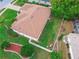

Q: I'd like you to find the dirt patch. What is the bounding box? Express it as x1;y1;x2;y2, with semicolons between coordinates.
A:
58;41;69;59
63;21;74;34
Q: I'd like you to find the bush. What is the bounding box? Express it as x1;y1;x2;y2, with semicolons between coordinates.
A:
7;29;19;37
16;0;28;6
40;4;49;7
31;1;38;4
20;44;34;57
58;34;64;40
1;41;10;49
51;51;62;59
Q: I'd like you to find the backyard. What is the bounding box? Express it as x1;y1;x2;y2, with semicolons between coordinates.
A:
38;17;62;48
30;17;62;59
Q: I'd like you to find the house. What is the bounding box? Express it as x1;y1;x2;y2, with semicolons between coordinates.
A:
11;4;51;41
64;33;79;59
28;0;51;5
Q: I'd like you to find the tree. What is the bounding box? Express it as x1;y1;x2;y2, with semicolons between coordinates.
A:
1;41;10;49
20;44;34;57
51;0;79;20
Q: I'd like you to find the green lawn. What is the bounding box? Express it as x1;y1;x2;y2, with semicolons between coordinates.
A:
0;49;21;59
8;35;29;45
35;48;50;59
16;0;28;6
0;9;17;27
0;9;17;46
39;17;61;47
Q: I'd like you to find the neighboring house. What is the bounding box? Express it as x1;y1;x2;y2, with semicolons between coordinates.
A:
28;0;51;5
64;33;79;59
0;0;11;10
11;3;50;42
73;20;79;33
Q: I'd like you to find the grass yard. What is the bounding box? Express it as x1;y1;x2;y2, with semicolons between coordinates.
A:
35;47;50;59
0;9;17;46
15;0;28;6
39;17;62;47
8;36;29;45
0;49;21;59
0;9;17;27
30;47;50;59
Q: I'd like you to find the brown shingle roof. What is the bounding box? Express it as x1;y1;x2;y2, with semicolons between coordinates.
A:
11;4;50;41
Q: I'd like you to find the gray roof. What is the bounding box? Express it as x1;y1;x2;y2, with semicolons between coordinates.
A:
67;33;79;59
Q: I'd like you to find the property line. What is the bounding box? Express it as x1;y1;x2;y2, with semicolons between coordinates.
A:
52;18;64;51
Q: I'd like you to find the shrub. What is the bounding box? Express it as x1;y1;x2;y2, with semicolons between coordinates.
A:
51;51;62;59
51;0;79;20
7;29;19;37
31;1;38;4
1;41;10;49
20;44;34;57
58;34;64;40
